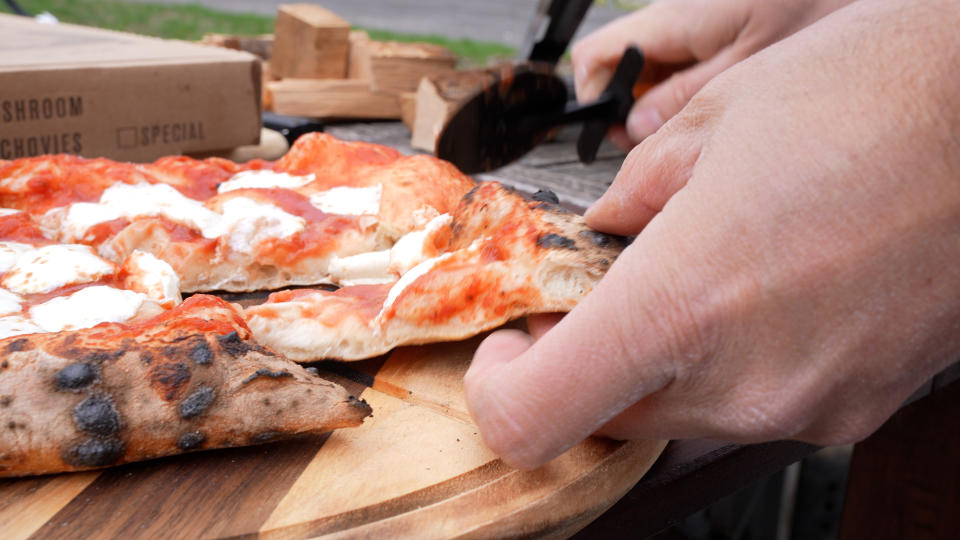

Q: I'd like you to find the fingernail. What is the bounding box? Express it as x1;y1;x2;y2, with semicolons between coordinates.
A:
627;108;664;140
584;193;615;223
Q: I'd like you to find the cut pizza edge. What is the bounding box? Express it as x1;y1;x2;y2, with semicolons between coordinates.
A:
243;182;628;361
0;294;372;478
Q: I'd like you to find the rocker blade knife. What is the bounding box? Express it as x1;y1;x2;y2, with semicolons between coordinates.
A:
436;46;645;174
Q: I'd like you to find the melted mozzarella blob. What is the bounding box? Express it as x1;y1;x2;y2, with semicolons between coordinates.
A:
122;250;181;308
309;185;382;216
217;170;315;193
2;244;116;294
29;285;147;332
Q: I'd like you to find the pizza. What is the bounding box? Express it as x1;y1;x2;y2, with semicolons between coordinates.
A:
4;133;474;292
0;294;371;477
0;133;625;477
244;182;627;360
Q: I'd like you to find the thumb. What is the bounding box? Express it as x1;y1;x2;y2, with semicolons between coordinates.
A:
464;240;686;469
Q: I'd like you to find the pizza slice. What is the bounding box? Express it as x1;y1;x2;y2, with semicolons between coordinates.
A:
243;182;627;361
0;209;181;341
2;133;474;293
0;294;371;477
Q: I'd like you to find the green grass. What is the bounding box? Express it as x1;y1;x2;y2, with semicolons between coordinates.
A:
0;0;516;66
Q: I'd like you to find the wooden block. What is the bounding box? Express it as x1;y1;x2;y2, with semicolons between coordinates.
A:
367;41;457;94
347;30;372;80
267;79;401;119
270;4;350;79
398;91;417;130
411;68;501;153
201;33;274;60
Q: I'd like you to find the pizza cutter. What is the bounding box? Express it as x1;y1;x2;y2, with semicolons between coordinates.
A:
436;46;645;174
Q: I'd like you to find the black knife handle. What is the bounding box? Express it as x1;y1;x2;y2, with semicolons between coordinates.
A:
577;46;645;164
521;0;594;65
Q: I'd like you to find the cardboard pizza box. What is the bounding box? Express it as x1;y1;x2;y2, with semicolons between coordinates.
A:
0;14;261;162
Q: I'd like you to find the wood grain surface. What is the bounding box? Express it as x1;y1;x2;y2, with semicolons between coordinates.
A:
0;329;665;539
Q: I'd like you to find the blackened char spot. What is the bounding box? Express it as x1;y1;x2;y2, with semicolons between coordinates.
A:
578;229;628;249
217;331;252;357
5;338;30;352
252;431;282;444
531;189;559;204
0;396;10;406
462;185;480;204
54;363;99;391
348;395;373;417
177;431;206;451
151;362;192;401
83;350;124;365
242;368;294;385
62;437;124;468
179;386;216;419
191;341;214;365
537;233;578;250
71;395;120;436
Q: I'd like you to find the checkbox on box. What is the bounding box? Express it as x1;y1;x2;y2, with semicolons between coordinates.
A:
116;127;137;149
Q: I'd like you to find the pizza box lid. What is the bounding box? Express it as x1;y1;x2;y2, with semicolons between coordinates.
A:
0;14;261;162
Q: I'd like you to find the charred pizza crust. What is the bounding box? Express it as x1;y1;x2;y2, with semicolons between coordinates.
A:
244;182;627;361
0;295;371;477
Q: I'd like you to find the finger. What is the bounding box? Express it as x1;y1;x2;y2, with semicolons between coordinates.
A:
464;239;694;469
572;0;745;103
585;122;707;235
526;313;564;340
606;126;634;153
624;46;745;142
467;329;534;385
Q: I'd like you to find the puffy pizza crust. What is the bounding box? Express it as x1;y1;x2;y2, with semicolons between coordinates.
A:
0;295;371;477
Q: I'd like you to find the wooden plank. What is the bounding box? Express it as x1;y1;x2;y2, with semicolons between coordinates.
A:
267;79;401;119
367;41;456;94
259;387;500;537
347;30;372;80
398;91;418;130
270;4;350;79
200;33;274;60
0;471;99;540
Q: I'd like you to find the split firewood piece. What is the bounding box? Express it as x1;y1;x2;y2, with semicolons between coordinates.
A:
270;4;350;79
362;41;457;95
266;79;401;119
201;33;274;60
411;67;505;153
348;30;373;80
399;92;418;130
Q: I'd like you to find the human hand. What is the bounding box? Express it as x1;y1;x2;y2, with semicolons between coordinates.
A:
465;0;960;469
571;0;854;148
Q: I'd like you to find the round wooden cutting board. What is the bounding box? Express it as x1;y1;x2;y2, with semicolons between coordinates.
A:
0;331;665;539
